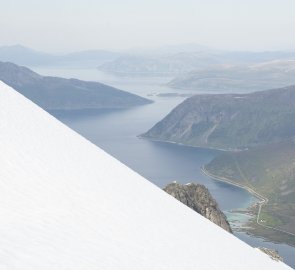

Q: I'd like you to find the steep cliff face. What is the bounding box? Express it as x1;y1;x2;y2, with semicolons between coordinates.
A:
164;182;232;233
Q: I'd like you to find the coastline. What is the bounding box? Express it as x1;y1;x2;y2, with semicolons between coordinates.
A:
139;136;295;245
201;166;295;239
138;135;243;152
201;165;267;203
139;137;267;226
139;136;266;211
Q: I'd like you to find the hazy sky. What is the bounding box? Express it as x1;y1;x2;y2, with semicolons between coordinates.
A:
1;0;295;52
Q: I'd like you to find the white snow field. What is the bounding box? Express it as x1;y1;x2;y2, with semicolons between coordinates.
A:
0;80;291;269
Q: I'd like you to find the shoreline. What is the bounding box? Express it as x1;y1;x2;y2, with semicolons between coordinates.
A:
201;166;295;238
201;166;267;203
139;137;295;242
138;136;243;152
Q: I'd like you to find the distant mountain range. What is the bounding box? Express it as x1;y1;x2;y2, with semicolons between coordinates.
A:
98;50;295;78
141;85;295;150
2;45;295;96
0;61;152;110
0;45;121;67
98;52;225;75
126;43;217;54
168;60;295;92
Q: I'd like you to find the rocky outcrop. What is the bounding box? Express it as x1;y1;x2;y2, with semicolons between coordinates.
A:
164;182;232;233
258;247;283;262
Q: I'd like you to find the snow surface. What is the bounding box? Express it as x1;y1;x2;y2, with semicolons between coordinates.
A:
0;80;291;269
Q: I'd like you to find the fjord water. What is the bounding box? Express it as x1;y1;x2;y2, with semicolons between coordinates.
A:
52;101;254;210
34;67;295;268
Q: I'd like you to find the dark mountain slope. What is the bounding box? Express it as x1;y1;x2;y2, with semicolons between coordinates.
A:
0;62;152;110
142;86;295;150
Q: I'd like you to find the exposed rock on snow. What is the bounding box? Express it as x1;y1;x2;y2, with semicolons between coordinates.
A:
258;247;283;262
164;182;232;233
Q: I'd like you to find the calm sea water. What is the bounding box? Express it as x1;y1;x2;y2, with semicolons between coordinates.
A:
34;66;295;268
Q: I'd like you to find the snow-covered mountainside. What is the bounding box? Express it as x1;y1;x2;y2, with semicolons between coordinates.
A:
0;80;290;269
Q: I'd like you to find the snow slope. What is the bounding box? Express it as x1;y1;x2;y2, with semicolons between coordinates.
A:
0;80;290;269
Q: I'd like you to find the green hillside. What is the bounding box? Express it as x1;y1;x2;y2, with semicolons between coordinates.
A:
205;139;295;244
142;86;295;150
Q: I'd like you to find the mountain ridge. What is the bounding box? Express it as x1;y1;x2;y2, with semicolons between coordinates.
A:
0;45;121;67
168;61;295;92
0;61;152;110
141;85;295;150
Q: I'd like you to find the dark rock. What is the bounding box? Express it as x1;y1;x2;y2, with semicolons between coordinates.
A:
258;247;283;262
164;182;232;233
